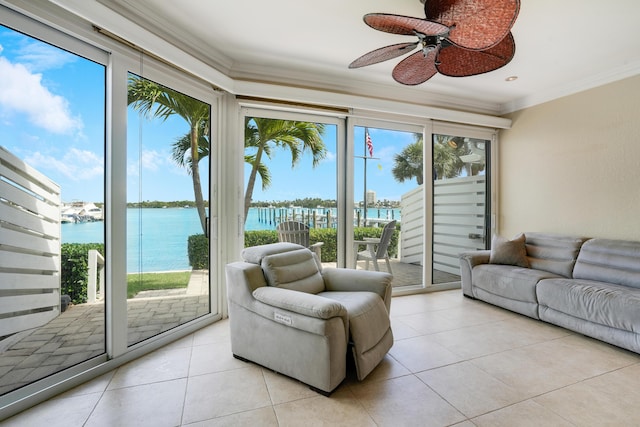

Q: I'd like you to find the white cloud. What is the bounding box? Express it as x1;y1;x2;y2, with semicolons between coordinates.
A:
141;150;167;171
0;56;83;135
26;149;103;181
128;150;173;176
14;40;76;72
321;151;336;163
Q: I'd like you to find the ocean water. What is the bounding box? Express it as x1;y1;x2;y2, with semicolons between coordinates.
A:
62;208;203;273
61;207;400;272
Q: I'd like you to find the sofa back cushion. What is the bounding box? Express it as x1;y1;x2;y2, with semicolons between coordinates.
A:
525;233;589;278
573;238;640;288
261;248;325;294
242;242;304;264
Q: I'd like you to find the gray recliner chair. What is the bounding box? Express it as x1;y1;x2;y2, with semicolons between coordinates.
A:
225;242;393;395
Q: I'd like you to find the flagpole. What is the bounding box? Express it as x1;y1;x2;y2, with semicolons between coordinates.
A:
354;128;378;227
363;128;368;225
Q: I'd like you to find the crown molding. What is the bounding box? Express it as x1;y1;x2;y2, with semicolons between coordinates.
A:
501;59;640;114
95;0;235;73
234;80;512;129
230;60;505;116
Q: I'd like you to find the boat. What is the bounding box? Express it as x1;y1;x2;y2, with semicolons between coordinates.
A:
61;202;103;223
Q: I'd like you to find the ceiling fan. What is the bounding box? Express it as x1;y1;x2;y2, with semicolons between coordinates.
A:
349;0;520;85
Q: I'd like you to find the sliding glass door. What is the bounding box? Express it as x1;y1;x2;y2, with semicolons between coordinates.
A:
0;5;221;412
431;124;495;285
126;72;212;346
350;122;425;290
0;20;107;396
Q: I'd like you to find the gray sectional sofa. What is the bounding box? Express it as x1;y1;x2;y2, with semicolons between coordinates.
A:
459;232;640;354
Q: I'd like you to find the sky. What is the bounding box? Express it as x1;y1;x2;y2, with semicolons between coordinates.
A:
1;24;422;205
0;26;106;203
245;125;421;203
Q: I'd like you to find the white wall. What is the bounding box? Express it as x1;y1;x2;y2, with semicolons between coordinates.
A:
499;75;640;241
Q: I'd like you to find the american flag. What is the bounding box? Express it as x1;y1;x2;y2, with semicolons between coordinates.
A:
366;130;374;157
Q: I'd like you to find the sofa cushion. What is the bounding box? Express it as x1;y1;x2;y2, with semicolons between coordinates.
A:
261;248;325;294
524;232;589;278
573;238;640;289
537;278;640;333
473;264;562;303
489;233;529;268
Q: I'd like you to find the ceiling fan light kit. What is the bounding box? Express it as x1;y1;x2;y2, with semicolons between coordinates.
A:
349;0;520;85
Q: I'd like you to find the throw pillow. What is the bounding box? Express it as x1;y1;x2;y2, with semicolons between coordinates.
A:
489;233;530;268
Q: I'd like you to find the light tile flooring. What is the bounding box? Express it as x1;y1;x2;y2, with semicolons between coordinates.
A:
5;289;640;426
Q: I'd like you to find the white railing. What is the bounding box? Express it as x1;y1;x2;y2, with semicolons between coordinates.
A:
0;146;61;336
87;249;105;303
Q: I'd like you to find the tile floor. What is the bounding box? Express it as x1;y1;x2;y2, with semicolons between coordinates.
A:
5;289;640;426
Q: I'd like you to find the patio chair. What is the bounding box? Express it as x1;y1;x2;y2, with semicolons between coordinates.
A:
277;221;324;260
225;243;393;395
354;220;397;274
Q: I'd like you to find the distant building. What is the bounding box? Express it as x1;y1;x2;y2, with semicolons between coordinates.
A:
366;190;376;205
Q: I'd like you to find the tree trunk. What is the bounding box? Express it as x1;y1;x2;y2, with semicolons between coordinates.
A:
244;144;265;222
190;125;207;235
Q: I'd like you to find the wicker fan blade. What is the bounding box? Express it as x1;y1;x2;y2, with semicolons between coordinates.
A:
436;32;515;77
349;42;418;68
392;49;438;85
424;0;519;50
363;13;449;36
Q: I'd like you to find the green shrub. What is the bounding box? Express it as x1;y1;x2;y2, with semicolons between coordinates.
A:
244;227;398;263
189;226;399;268
61;243;104;304
244;230;278;247
59;226;398;305
309;228;337;262
244;229;338;262
188;234;209;269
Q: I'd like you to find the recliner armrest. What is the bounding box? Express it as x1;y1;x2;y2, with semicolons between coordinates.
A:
252;287;347;320
321;268;392;312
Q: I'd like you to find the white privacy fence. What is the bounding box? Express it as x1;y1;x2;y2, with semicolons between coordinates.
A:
401;175;488;275
0;147;61;336
399;186;424;265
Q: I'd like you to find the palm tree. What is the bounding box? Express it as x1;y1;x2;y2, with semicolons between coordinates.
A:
433;135;465;179
392;138;424;185
392;135;468;184
127;75;210;234
244;118;326;221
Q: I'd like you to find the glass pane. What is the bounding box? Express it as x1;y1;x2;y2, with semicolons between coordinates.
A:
243;117;337;262
127;73;210;346
0;25;105;394
432;134;490;284
353;126;423;288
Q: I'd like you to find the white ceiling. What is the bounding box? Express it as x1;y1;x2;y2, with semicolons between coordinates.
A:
84;0;640;114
